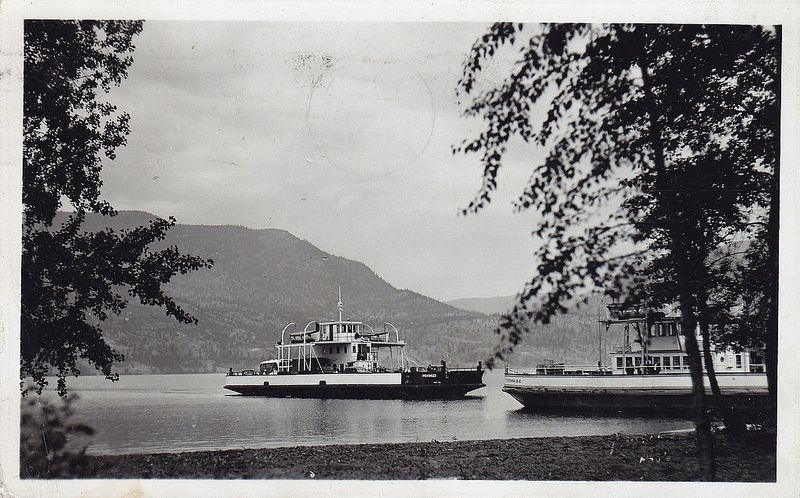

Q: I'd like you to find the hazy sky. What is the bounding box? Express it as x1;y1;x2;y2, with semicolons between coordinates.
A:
101;21;547;302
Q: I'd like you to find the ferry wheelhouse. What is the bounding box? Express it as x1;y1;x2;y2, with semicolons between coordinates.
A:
503;303;768;416
225;290;485;399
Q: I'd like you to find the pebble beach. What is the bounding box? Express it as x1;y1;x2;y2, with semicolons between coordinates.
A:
77;431;775;481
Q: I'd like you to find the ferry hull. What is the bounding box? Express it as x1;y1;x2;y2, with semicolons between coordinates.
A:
225;383;484;399
503;372;769;417
503;387;767;415
225;370;485;399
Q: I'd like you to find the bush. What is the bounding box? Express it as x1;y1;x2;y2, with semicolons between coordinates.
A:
20;393;95;478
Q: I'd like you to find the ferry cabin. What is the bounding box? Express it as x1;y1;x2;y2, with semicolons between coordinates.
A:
274;319;408;374
605;314;764;375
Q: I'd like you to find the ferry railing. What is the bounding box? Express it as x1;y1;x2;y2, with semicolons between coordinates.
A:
384;322;400;342
278;323;296;373
227;370;257;376
227;371;279;376
505;364;614;376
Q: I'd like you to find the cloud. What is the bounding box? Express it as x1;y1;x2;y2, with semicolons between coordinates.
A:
99;21;542;301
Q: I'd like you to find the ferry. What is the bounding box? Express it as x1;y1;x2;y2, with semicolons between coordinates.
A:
503;303;768;415
225;290;485;399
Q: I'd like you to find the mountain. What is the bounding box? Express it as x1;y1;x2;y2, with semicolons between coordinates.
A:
446;295;517;315
62;211;491;373
50;211;609;375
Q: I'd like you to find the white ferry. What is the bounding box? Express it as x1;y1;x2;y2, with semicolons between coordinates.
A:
503;303;768;414
225;290;485;399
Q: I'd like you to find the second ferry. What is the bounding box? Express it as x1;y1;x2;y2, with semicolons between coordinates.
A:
503;302;768;417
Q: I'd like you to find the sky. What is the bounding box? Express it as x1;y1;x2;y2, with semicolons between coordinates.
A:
101;21;548;302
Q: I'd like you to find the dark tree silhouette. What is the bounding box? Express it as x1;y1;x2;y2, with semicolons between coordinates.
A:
455;23;778;480
22;20;212;396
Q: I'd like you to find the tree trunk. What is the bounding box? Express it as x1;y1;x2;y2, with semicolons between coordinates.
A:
685;221;732;427
697;296;746;433
640;57;716;480
674;236;717;480
686;220;743;431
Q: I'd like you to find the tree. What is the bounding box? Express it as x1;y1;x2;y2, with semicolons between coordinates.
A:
455;23;778;480
624;25;777;433
22;20;213;396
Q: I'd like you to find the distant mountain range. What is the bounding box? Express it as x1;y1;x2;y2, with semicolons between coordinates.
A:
55;211;609;375
446;295;517;316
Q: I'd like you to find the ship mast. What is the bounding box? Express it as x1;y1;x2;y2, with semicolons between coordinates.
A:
338;286;343;322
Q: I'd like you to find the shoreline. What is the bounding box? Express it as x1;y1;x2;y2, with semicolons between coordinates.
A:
73;431;774;481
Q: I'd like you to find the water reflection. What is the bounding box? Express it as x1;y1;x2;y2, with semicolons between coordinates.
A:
36;372;693;455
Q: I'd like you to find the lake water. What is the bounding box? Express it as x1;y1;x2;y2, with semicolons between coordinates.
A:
38;370;693;455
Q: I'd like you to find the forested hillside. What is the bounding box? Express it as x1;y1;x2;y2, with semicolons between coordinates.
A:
446;295;516;315
64;211;608;374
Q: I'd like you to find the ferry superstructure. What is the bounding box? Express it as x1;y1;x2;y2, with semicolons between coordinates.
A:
225;290;485;399
503;303;768;415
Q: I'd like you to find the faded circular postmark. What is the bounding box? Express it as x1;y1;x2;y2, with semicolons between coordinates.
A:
296;54;436;177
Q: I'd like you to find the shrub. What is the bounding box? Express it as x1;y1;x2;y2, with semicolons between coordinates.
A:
20;393;95;478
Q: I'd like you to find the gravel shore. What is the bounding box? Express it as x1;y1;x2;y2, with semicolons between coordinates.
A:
78;431;775;481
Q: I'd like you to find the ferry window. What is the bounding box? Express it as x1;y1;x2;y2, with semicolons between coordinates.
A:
663;357;671;369
337;347;341;354
673;356;681;369
625;357;633;367
668;324;676;336
634;357;641;366
652;357;661;366
736;354;742;368
648;325;655;338
352;345;356;353
683;355;689;368
616;357;623;369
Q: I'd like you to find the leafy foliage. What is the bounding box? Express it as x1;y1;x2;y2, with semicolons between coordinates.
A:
22;21;212;395
454;24;778;368
20;393;94;478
